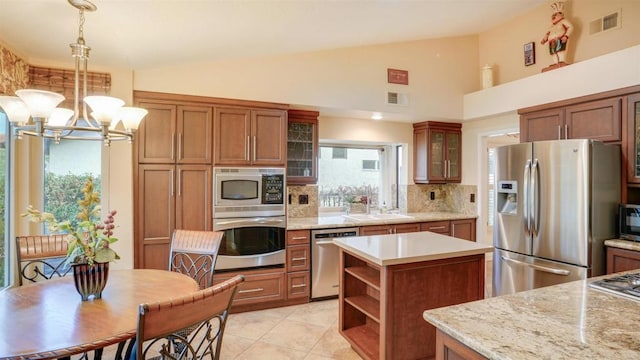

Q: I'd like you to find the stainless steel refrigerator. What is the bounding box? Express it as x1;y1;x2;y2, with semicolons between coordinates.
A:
493;139;620;296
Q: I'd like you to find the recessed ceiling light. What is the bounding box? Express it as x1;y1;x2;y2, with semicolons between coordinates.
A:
371;113;383;120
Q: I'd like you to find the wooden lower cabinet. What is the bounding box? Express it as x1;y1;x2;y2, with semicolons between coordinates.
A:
214;267;286;312
421;221;451;235
359;222;421;235
421;219;477;242
435;329;487;360
287;271;310;299
606;246;640;274
451;219;476;242
286;230;311;302
339;250;485;360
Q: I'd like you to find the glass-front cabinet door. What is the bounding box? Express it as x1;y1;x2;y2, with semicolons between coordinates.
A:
628;93;640;183
446;131;461;181
429;129;446;181
287;110;318;185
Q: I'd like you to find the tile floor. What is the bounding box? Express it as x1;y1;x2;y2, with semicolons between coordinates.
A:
221;299;361;360
99;260;493;360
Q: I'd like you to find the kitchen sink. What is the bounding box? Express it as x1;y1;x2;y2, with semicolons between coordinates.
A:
342;213;414;222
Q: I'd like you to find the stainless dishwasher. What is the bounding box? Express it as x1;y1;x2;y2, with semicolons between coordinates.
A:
310;227;359;299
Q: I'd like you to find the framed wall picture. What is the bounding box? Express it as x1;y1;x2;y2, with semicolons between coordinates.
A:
387;68;409;85
524;42;535;66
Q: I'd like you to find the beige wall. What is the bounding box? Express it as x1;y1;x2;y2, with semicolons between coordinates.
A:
478;0;640;85
135;36;479;122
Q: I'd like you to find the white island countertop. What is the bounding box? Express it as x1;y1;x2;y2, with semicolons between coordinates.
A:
332;231;493;266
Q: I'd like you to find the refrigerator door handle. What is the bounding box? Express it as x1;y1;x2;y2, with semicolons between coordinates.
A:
531;159;540;236
500;255;571;276
523;160;531;235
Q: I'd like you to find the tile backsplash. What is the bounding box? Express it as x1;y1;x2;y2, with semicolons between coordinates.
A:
406;184;477;215
287;185;319;218
287;183;477;218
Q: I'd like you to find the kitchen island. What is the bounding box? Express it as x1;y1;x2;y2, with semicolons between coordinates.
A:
333;231;493;360
423;275;640;360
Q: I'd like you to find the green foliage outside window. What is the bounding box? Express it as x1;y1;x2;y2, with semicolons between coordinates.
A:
44;173;101;231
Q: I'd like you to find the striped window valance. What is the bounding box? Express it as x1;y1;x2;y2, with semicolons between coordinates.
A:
28;66;111;110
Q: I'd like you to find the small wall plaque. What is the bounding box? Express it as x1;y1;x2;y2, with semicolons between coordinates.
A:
387;68;409;85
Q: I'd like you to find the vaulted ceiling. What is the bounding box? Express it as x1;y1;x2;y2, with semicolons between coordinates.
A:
0;0;546;69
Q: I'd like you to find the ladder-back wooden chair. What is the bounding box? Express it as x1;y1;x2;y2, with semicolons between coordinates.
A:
17;234;102;360
131;275;245;360
16;234;72;285
114;230;226;360
169;230;224;289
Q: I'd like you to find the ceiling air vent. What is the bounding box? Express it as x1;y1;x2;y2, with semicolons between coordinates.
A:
386;91;409;106
589;10;621;35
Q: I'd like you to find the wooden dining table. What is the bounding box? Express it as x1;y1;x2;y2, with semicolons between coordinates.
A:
0;269;199;360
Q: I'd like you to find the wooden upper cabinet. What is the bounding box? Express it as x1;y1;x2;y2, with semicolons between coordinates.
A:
214;107;286;166
519;96;622;144
214;107;252;165
177;106;213;163
519;108;564;143
565;97;621;143
137;102;177;163
287;110;319;185
252;109;287;166
413;121;462;184
137;102;212;164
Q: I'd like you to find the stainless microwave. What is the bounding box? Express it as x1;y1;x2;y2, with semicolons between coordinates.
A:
213;167;285;218
620;204;640;241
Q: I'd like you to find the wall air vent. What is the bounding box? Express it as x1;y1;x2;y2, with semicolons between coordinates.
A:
589;10;621;35
386;91;409;106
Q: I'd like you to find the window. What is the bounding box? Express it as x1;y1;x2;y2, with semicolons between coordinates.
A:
332;148;347;159
362;160;379;171
0;113;8;289
318;144;398;211
43;139;102;231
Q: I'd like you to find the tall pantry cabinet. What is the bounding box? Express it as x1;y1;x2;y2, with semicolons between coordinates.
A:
135;99;213;270
134;91;289;270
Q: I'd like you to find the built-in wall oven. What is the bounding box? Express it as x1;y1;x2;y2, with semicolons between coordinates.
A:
213;167;286;270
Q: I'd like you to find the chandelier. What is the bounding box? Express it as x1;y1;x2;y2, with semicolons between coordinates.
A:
0;0;147;146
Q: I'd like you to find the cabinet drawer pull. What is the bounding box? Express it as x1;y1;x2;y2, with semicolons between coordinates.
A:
239;287;264;294
291;236;308;240
291;284;307;288
429;226;446;230
291;257;307;261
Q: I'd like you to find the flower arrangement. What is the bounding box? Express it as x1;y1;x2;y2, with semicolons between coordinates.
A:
22;177;119;266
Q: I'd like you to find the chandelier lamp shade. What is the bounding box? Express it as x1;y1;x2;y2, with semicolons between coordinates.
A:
0;0;147;145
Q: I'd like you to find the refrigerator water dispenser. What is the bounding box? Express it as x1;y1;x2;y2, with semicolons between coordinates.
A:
497;180;518;215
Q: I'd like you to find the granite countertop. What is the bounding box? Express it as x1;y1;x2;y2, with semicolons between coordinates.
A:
605;238;640;252
332;231;492;266
423;275;640;359
286;211;477;230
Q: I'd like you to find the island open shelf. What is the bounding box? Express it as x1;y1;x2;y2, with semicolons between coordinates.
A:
335;231;492;360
